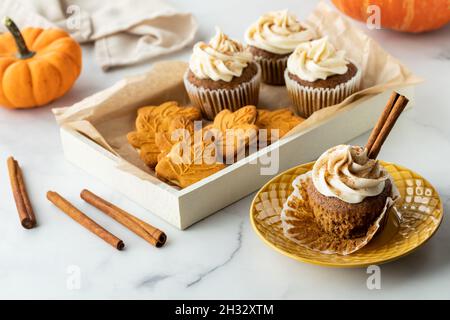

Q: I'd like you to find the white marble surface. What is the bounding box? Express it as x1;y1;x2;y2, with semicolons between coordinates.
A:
1;0;449;299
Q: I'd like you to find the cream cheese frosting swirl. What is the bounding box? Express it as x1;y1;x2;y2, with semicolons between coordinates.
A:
189;28;253;82
287;37;349;82
312;145;388;204
245;10;315;55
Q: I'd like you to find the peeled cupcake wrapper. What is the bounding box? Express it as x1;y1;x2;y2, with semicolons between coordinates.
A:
253;55;288;85
183;65;261;121
280;171;400;256
284;67;362;118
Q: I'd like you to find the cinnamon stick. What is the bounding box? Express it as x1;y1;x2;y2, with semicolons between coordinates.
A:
80;189;167;248
366;92;399;153
7;157;36;229
367;94;409;159
47;191;125;250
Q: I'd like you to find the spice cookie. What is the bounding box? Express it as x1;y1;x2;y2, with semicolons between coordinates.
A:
155;116;197;162
155;133;225;189
127;101;202;167
204;105;259;161
255;108;304;141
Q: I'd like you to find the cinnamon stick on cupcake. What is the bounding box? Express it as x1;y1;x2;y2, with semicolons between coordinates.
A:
281;92;409;255
307;145;392;239
285;37;361;118
184;28;261;120
245;10;316;85
306;93;408;241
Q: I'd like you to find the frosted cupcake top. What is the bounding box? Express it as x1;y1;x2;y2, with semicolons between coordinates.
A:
287;37;349;82
312;145;388;204
189;28;253;82
245;10;315;55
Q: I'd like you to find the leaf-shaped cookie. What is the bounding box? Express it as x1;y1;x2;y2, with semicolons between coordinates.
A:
127;101;201;167
255;108;304;141
208;106;258;131
204;106;259;161
155;135;225;188
155;116;197;162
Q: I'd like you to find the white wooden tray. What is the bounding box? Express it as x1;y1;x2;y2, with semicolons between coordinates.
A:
59;86;414;229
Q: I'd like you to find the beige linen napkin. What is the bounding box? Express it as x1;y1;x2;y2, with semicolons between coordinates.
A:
1;0;197;70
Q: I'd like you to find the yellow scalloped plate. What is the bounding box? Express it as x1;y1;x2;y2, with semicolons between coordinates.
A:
250;161;443;268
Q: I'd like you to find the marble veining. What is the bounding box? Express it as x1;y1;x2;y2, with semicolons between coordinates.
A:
436;46;450;60
137;274;172;289
186;220;244;288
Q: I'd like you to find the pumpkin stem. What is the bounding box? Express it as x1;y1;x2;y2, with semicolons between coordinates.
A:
3;17;36;59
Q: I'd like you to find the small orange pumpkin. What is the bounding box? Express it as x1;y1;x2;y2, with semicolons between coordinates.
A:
332;0;450;33
0;17;82;109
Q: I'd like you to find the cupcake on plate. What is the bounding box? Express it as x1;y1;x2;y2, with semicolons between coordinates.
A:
306;145;392;239
285;37;361;118
184;28;261;120
245;10;315;85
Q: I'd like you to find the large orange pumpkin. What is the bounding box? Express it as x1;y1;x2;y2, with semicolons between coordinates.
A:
0;17;82;109
332;0;450;33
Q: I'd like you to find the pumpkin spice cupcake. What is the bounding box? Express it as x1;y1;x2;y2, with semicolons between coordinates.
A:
184;28;261;120
285;37;361;117
279;93;408;255
306;145;392;239
245;10;315;85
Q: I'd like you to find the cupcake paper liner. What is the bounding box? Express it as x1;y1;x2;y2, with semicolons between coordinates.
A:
284;68;362;118
280;171;399;256
184;65;261;120
253;55;288;86
308;180;390;239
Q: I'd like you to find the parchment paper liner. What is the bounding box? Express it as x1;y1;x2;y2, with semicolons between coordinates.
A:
280;171;400;255
53;2;422;186
285;67;362;118
254;55;288;85
183;64;261;120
